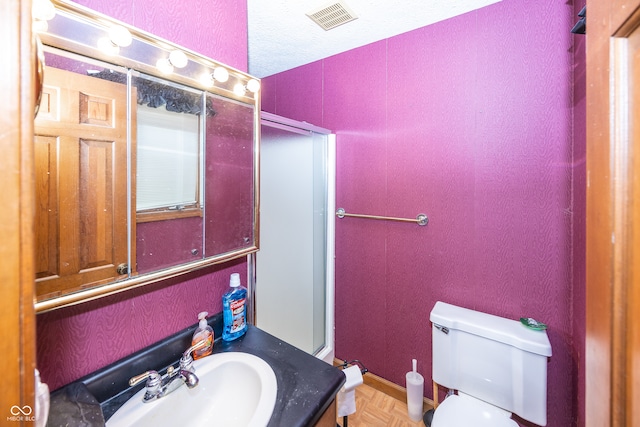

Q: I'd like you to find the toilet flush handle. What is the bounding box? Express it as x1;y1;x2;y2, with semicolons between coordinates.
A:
434;323;449;334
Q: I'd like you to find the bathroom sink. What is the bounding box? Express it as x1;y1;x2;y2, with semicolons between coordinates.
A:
106;352;277;427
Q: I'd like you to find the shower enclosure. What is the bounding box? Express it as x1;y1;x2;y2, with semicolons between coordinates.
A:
250;112;335;363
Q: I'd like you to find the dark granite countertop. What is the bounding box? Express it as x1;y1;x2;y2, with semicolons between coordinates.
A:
47;315;345;427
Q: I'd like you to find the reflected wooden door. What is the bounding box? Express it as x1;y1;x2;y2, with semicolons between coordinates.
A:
34;67;130;301
586;1;640;425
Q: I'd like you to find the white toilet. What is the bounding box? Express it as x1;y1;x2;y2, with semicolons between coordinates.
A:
429;301;552;427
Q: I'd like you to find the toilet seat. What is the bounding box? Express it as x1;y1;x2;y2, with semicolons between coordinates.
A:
431;392;519;427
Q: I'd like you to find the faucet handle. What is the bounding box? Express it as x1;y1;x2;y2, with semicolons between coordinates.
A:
180;339;209;370
129;370;161;387
183;339;208;358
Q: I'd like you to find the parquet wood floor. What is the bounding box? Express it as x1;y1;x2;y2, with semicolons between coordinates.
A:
336;383;426;427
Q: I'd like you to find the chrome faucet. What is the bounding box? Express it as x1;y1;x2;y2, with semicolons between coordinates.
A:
129;340;208;403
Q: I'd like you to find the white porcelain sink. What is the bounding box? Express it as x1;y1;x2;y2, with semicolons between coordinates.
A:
106;352;277;427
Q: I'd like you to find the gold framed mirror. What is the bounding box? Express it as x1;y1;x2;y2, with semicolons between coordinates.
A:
33;0;260;312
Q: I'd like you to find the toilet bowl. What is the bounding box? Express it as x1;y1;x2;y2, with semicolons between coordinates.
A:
429;301;552;426
431;392;518;427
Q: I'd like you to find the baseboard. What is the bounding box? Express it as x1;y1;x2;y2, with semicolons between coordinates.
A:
333;358;434;411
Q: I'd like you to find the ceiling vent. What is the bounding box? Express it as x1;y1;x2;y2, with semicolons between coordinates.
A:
306;1;359;31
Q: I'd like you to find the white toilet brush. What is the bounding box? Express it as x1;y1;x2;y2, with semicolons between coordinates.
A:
406;358;424;421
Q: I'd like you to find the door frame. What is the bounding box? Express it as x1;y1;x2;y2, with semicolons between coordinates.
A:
586;0;640;425
1;0;36;421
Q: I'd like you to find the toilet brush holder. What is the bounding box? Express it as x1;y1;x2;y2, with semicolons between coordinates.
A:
406;359;424;421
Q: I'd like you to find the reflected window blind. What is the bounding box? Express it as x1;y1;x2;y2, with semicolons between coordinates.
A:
136;104;199;211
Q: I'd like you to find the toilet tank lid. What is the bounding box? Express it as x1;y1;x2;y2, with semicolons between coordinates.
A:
430;301;552;357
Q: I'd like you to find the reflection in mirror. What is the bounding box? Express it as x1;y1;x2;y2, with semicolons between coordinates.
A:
205;95;256;257
35;48;131;301
133;74;206;274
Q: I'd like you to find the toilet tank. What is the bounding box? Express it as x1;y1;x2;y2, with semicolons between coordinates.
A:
430;301;552;426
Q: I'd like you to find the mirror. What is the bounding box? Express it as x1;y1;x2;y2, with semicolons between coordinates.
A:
33;1;260;312
204;94;256;257
134;73;206;274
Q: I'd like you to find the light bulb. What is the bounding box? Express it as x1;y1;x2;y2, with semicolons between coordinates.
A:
97;37;119;55
156;58;174;74
213;67;229;83
233;83;246;96
169;50;188;68
109;25;132;47
200;73;215;88
246;78;260;93
32;0;56;21
33;19;49;33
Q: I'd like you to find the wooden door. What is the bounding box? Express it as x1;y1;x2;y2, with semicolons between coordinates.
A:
0;0;36;422
34;66;130;301
586;1;640;425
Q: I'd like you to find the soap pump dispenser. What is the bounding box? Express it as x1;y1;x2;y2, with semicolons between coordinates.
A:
192;311;213;360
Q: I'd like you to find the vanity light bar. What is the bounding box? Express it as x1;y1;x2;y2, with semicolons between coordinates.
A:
44;0;260;98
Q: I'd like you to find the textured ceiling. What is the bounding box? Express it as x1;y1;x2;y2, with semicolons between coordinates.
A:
247;0;501;78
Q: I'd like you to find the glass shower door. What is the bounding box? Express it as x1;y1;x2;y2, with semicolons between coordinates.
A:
254;114;334;360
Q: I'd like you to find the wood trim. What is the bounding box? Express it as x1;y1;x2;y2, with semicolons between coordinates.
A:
586;1;640;426
629;37;640;420
610;35;632;427
585;0;613;423
626;11;640;425
136;205;203;223
333;359;434;412
0;0;36;423
363;371;434;414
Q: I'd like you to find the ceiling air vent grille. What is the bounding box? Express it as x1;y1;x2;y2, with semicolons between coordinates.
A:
306;1;359;31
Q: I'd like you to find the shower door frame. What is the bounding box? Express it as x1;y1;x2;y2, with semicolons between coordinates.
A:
248;112;336;364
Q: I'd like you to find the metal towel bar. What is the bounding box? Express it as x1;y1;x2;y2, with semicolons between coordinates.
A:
335;208;428;226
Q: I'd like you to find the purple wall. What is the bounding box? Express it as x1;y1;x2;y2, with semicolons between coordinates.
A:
263;1;585;426
36;0;249;391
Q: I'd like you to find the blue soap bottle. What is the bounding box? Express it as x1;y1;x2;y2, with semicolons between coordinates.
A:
222;273;247;341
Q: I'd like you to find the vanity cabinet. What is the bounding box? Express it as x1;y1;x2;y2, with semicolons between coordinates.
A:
314;399;337;427
34;67;134;300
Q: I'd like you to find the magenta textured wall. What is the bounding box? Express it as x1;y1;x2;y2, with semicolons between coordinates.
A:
263;1;585;426
36;0;249;391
